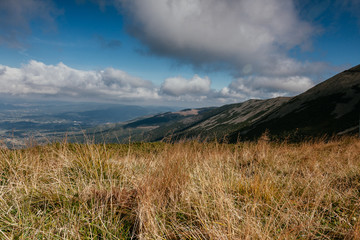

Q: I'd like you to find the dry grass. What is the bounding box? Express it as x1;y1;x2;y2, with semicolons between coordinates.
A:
0;137;360;239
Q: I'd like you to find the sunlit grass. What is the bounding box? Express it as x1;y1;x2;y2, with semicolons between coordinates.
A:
0;137;359;239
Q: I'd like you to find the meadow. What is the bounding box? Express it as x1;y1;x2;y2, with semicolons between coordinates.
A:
0;137;360;239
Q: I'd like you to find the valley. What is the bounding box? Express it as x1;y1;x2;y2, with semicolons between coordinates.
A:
0;101;176;148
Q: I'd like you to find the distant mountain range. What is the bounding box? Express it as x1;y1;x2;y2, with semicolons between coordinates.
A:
86;64;360;143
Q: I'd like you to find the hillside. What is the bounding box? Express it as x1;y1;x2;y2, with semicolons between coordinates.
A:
85;98;289;143
80;108;215;143
229;64;360;141
78;65;360;143
153;97;290;141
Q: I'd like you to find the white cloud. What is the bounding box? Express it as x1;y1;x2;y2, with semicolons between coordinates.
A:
228;75;314;98
159;73;314;104
161;75;211;96
0;60;318;106
0;60;159;102
118;0;315;75
259;57;333;77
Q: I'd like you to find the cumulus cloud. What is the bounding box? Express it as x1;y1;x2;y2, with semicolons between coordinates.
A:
113;0;341;100
159;74;313;104
0;0;60;47
161;75;211;96
228;75;314;99
0;60;159;102
0;60;318;106
0;61;237;106
118;0;316;75
257;58;333;78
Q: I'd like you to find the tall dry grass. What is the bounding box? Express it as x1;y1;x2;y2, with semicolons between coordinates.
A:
0;137;360;239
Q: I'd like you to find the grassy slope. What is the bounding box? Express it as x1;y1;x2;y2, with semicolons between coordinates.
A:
142;98;289;142
1;138;360;239
77;108;216;144
230;66;360;142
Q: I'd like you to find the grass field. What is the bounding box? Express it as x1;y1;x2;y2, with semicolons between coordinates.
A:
0;137;360;239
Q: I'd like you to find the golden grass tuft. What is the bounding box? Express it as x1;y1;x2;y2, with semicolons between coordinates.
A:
0;137;359;239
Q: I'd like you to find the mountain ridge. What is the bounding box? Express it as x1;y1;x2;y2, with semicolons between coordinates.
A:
228;64;360;141
82;64;360;143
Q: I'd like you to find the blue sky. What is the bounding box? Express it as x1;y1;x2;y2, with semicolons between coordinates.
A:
0;0;359;107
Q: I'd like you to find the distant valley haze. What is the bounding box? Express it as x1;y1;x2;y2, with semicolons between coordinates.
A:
0;0;360;146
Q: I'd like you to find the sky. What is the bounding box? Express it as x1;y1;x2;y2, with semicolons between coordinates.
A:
0;0;359;107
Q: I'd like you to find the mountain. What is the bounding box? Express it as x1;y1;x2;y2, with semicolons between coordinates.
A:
92;64;360;143
54;105;177;125
81;108;215;143
228;64;360;141
152;97;290;141
86;97;289;143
